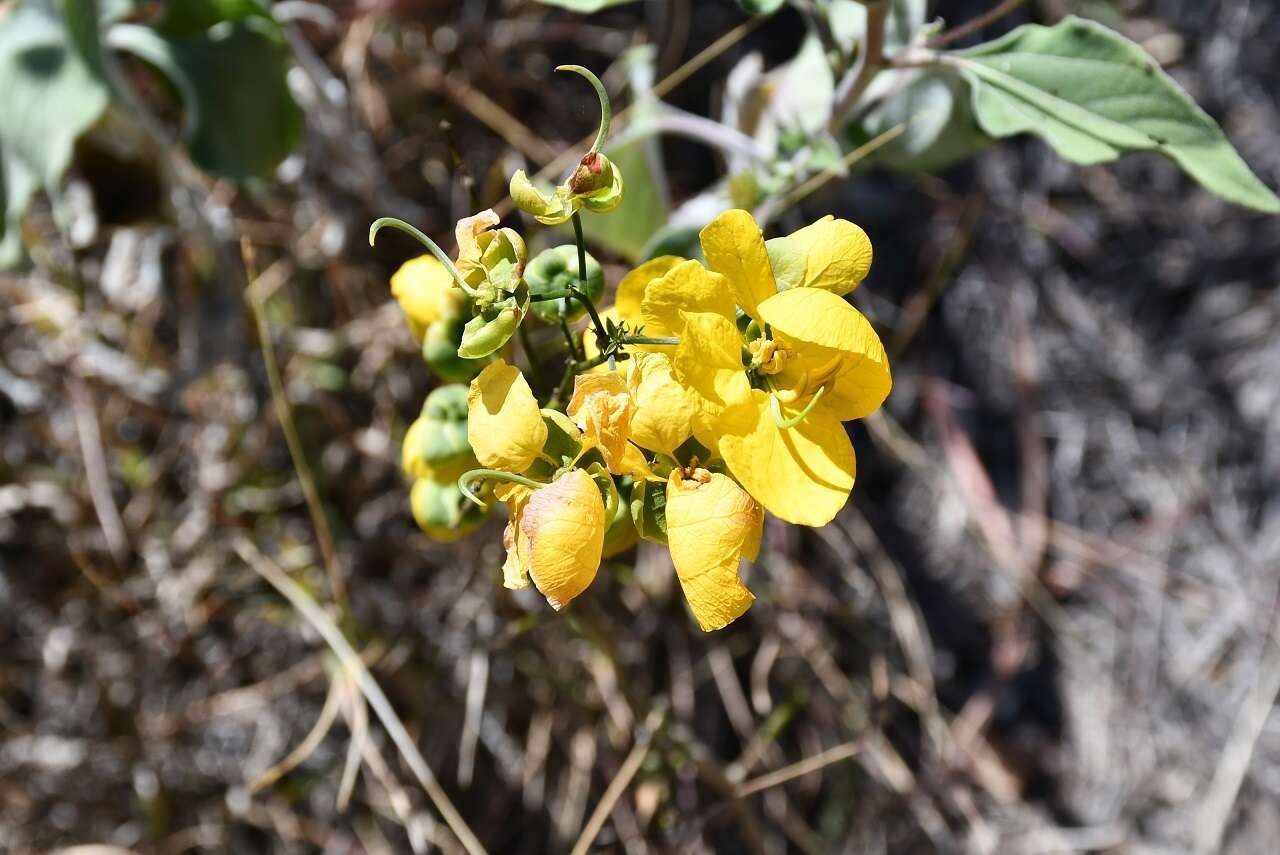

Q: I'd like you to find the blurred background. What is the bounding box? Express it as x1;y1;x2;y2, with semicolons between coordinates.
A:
2;0;1280;852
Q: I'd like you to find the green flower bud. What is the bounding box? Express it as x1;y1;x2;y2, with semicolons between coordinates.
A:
423;317;490;382
509;154;623;226
410;476;487;542
570;152;624;214
525;244;604;323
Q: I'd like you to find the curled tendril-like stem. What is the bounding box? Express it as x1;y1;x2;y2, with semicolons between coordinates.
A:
555;64;611;155
457;469;545;509
769;386;827;430
369;217;478;298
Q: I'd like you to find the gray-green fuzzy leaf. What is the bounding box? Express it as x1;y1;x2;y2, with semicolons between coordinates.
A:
948;16;1278;213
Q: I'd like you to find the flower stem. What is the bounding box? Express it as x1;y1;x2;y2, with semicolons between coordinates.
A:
369;217;478;297
556;65;611;155
619;335;679;346
570;212;611;348
457;469;545;509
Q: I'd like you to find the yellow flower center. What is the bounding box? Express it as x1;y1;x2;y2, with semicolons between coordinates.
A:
677;461;713;485
747;338;788;375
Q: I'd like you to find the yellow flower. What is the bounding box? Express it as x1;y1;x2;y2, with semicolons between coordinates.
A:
583;256;683;372
467;360;548;474
500;469;605;610
627;352;695;455
641;209;891;526
567;373;635;474
390;255;467;341
664;466;763;631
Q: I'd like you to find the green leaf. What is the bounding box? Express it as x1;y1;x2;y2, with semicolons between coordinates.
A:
108;16;302;181
0;2;110;266
156;0;273;37
949;15;1279;213
530;0;639;12
629;478;668;545
857;68;990;173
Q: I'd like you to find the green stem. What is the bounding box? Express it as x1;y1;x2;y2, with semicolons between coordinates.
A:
769;386;827;430
556;65;611;154
560;315;583;361
369;217;478;298
620;335;679;346
571;213;611;347
457;469;545;509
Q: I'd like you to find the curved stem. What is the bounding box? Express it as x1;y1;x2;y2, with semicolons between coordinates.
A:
769;386;827;430
556;65;611;154
457;469;545;509
369;217;478;297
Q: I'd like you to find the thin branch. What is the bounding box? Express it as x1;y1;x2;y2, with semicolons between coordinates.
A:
928;0;1028;48
234;537;488;855
736;740;864;798
829;0;888;132
242;239;348;609
569;707;666;855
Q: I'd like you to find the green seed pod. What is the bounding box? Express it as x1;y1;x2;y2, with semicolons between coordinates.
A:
526;245;604;323
410;476;487;542
402;385;476;481
602;475;639;558
423;317;489;382
458;294;525;359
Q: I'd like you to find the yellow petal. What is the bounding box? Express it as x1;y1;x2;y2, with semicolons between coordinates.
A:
670;312;752;415
496;482;536;590
567;372;635;474
390;255;464;339
768;215;873;295
467;360;549;473
757;287;892;421
455;209;500;271
521;469;605;609
639;259;734;335
628;352;695;455
715;390;856;526
699;209;777;322
665;469;760;631
615;256;684;323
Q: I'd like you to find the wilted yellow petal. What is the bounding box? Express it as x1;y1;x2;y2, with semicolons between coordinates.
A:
628;352;695;455
758;288;892;421
699;209;777;323
390;255;463;339
455;209;501;271
521;469;605;609
496;482;535;590
670;312;752;416
467;360;548;473
615;256;683;322
641;259;736;335
567;372;635;474
665;469;760;632
716;390;856;526
768;215;873;295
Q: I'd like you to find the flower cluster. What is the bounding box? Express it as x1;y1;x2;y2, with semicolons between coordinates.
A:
375;68;890;631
